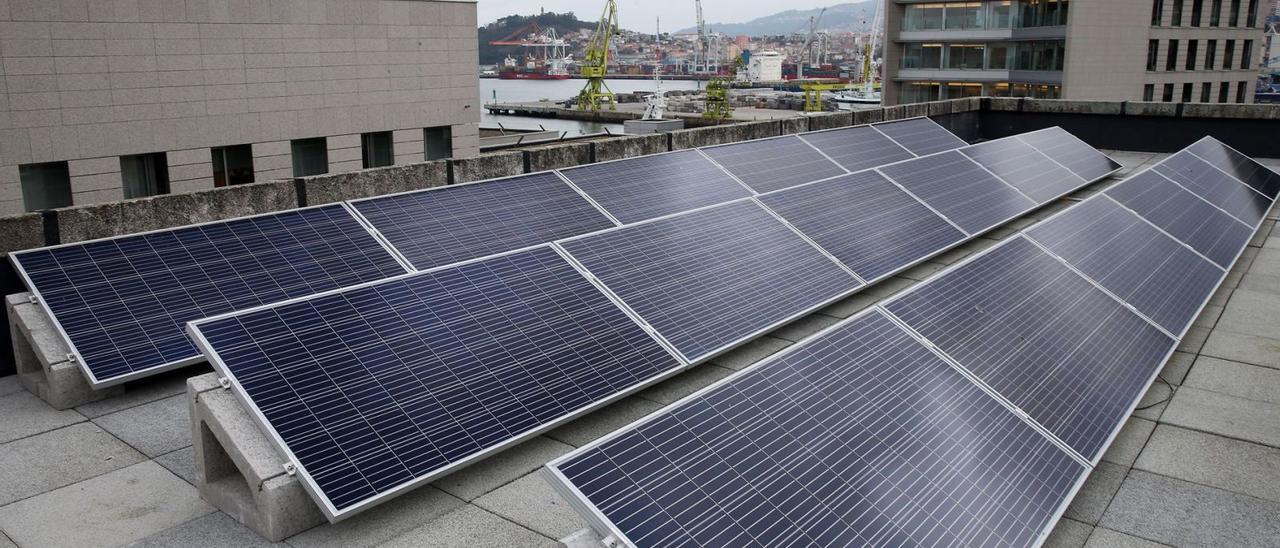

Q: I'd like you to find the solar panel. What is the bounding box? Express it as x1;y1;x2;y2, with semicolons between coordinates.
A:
878;150;1036;235
1017;128;1122;181
1153;152;1272;226
699;136;847;194
758;170;967;282
960;137;1084;203
10;205;409;387
1105;170;1254;269
188;246;683;520
797;125;916;172
558;150;754;224
884;237;1176;461
548;310;1087;548
349;172;617;270
1187;138;1280;199
871;118;968;156
1027;197;1225;337
558;200;862;363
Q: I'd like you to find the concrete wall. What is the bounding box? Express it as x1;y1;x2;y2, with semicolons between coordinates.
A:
0;0;481;215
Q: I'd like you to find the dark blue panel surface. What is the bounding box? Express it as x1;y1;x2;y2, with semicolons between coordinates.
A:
1017;128;1121;181
1188;138;1280;199
1105;171;1253;268
14;205;408;385
878;150;1036;235
559;150;753;224
350;172;616;270
960;137;1083;203
885;237;1176;460
759;170;967;281
1154;152;1272;226
699;136;846;194
192;246;681;516
871;118;968;156
797;126;916;172
554;310;1086;548
559;200;862;363
1028;197;1224;336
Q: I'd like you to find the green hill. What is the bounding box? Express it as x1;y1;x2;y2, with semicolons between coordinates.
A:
479;12;595;65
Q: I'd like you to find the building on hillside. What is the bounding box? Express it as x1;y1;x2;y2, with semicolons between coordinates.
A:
0;0;480;215
883;0;1269;105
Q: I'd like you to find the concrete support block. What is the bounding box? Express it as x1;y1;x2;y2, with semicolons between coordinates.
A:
0;213;46;256
881;104;911;121
951;97;982;113
1125;101;1179;117
300;161;448;205
808;111;853;131
669;120;779;151
926;100;954;116
450;151;524;184
1023;99;1123;115
778;116;808;135
188;372;325;542
1182;103;1280;120
7;293;121;409
561;528;611;548
523;141;592;173
852;108;885;125
985;97;1023;112
591;134;667;163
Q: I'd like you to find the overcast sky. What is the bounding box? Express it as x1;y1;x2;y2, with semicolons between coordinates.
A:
477;0;841;33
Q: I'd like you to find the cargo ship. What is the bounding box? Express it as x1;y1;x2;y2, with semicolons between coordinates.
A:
498;55;571;80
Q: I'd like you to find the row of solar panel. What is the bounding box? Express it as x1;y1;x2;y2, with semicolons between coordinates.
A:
183;128;1120;520
546;136;1277;548
10;117;967;386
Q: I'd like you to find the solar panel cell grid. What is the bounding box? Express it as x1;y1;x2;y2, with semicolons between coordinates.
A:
1027;197;1225;336
1187;139;1280;199
758;170;967;281
870;118;969;156
14;205;408;385
559;200;862;363
191;246;682;517
884;237;1176;461
960;137;1083;204
1153;152;1272;226
1017;128;1122;182
558;150;754;224
1105;170;1254;269
877;150;1036;235
349;172;617;270
699;136;847;194
797;126;916;173
554;310;1086;548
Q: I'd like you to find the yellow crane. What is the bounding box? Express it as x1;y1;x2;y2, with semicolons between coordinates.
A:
577;0;618;112
800;82;851;112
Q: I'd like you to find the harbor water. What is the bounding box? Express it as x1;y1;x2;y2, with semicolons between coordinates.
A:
480;78;704;135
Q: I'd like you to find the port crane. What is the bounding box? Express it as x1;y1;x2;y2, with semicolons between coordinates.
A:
578;0;618;111
797;7;828;79
692;0;721;74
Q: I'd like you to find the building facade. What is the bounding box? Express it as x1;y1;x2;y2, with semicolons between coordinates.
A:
0;0;480;215
883;0;1269;105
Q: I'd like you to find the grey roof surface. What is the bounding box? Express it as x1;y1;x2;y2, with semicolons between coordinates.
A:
1;150;1278;547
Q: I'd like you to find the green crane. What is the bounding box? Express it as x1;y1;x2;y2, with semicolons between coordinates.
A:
578;0;618;112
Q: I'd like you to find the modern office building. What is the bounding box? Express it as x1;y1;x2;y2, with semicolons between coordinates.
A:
0;0;480;215
884;0;1269;105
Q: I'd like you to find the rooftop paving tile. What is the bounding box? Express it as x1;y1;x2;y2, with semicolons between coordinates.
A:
432;436;573;502
1100;470;1280;548
0;391;85;444
126;512;283;548
380;505;555;548
92;394;190;458
1064;461;1127;525
1135;425;1280;504
1044;518;1093;548
283;486;464;548
1101;417;1157;468
0;423;145;506
1161;386;1280;448
472;473;583;541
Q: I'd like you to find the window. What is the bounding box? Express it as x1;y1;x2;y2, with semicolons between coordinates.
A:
1182;82;1194;101
120;153;170;199
1237;81;1248;102
1144;84;1156;101
1166;40;1180;71
1163;83;1176;101
424;127;453;161
1210;0;1222;25
947;44;986;69
1148;40;1160;70
1206;40;1218;69
1191;0;1203;25
1229;0;1240;25
1186;40;1199;70
945;2;983;29
944;82;984;98
988;43;1012;69
1246;0;1257;26
361;132;394;169
1172;0;1184;25
987;1;1013;28
1224;40;1235;68
1242;40;1253;69
902;43;944;69
291;137;328;177
1018;0;1069;27
1152;0;1165;25
19;162;72;212
1201;82;1213;101
904;3;945;30
211;145;254;187
1220;81;1231;102
899;82;942;104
